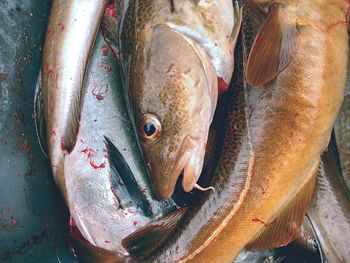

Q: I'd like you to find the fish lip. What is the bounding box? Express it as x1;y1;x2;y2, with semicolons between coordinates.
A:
153;135;205;200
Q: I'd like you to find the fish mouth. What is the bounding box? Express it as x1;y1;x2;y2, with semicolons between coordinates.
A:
153;136;207;200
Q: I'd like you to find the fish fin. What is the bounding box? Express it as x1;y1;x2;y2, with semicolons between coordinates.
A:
34;70;48;158
122;207;188;258
104;136;149;211
231;1;243;43
247;163;318;250
69;235;126;263
246;5;300;86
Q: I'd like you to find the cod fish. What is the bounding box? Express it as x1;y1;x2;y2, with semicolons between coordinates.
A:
35;0;179;254
117;0;242;199
121;0;349;261
308;137;350;263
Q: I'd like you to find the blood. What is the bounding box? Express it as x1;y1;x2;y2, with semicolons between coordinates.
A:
69;217;89;242
105;2;117;17
252;216;276;227
89;160;106;170
61;142;65;151
92;85;108;101
101;45;110;56
81;147;95;159
21;139;30;153
11;216;17;225
104;240;110;243
47;29;54;38
81;147;106;170
58;22;65;32
133;221;138;226
99;61;112;73
217;77;229;95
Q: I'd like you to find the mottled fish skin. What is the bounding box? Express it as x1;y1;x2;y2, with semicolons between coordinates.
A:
308;138;350;263
118;0;241;199
133;0;348;261
41;0;108;198
134;22;253;263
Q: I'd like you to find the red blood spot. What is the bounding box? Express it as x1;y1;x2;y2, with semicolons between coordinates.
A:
252;216;276;227
11;216;17;225
89;160;106;170
133;221;138;226
105;2;117;17
81;147;95;158
104;240;110;243
58;22;65;32
112;49;120;61
61;142;65;151
99;61;112;73
92;85;108;101
157;223;165;228
21;139;30;153
101;45;109;56
69;217;77;227
111;188;119;207
47;29;54;37
218;77;229;95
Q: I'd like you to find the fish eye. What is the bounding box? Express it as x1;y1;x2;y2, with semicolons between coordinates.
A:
139;114;161;143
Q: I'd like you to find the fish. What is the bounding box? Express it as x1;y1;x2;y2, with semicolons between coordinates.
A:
117;0;242;199
334;73;350;190
121;0;349;261
36;0;108;198
35;1;180;254
308;136;350;263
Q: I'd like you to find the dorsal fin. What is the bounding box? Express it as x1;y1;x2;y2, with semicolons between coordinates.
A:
247;161;318;249
33;70;48;158
122;207;188;258
246;5;300;86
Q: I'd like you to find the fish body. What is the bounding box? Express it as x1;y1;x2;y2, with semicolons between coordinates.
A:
118;0;242;199
38;1;177;254
41;0;108;197
124;0;348;261
308;138;350;263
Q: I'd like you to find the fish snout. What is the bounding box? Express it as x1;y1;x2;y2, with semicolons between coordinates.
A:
149;137;207;200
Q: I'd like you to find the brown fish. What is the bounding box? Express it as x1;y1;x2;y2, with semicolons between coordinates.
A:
122;0;348;262
118;0;242;199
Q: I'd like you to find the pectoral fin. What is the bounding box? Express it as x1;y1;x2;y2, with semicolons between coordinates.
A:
248;161;318;250
69;235;126;263
122;207;188;258
33;70;48;158
246;5;300;86
105;136;148;212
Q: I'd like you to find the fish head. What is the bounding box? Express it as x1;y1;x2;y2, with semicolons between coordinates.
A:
128;25;218;199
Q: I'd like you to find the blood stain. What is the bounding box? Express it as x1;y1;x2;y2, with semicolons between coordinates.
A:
101;45;109;56
217;77;229;95
21;139;30;153
58;22;65;32
105;2;117;17
89;160;106;170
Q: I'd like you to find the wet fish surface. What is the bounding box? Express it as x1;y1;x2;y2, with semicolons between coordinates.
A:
117;0;242;199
